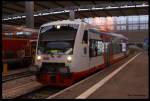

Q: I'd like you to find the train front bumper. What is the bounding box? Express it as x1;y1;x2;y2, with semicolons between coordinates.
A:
29;65;40;74
36;72;73;87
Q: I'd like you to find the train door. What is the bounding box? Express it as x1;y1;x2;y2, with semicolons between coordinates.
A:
80;30;89;70
104;42;111;66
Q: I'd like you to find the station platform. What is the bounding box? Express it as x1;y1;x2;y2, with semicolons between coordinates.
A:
47;51;148;99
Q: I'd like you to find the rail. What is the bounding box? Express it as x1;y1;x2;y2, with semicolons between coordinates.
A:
2;71;33;82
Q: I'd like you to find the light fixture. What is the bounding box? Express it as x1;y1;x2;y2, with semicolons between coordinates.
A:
57;25;60;29
67;56;72;61
37;55;42;60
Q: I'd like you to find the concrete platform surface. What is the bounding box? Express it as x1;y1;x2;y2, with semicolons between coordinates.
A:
87;52;148;99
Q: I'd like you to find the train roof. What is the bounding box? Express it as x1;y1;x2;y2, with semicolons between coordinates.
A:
105;32;128;40
41;20;82;27
41;20;128;40
89;28;128;40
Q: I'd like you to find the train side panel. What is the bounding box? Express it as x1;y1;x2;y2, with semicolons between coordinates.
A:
71;23;89;73
70;24;106;81
2;38;31;59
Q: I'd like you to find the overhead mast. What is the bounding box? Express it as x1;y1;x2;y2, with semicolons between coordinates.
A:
69;10;75;21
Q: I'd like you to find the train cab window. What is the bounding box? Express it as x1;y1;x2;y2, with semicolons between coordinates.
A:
82;30;88;44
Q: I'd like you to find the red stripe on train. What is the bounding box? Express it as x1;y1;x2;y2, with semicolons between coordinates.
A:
38;55;127;87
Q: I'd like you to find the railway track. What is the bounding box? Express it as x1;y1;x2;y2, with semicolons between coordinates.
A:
2;71;33;82
15;86;64;99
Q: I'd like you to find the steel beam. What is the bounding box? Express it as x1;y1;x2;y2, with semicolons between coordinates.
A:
2;3;148;20
69;10;75;20
25;1;34;28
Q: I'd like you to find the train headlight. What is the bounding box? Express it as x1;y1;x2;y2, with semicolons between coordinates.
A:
67;56;72;62
37;55;42;60
56;25;60;29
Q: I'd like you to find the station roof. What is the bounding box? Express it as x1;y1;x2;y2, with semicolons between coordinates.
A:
2;1;149;28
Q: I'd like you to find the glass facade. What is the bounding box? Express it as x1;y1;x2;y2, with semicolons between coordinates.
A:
81;15;148;31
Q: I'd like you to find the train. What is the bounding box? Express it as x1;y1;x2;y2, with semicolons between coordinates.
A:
2;24;38;69
34;20;129;87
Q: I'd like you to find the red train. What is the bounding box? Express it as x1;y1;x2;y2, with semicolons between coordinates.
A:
2;24;38;69
34;20;129;87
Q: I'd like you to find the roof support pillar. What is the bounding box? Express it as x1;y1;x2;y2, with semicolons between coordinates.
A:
126;16;128;31
113;17;117;31
69;10;75;20
138;15;140;31
25;1;34;28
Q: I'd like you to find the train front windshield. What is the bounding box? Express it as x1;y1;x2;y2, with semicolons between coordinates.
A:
37;24;79;55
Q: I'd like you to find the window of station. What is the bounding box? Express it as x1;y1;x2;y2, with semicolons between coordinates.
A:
116;26;120;30
128;16;133;24
89;40;104;57
129;16;139;24
80;15;148;31
140;15;148;23
128;25;133;30
145;24;148;29
116;25;126;30
109;25;114;31
140;24;148;30
132;25;139;30
116;16;126;24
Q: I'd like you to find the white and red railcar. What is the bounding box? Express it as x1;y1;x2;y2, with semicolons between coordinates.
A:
35;20;129;87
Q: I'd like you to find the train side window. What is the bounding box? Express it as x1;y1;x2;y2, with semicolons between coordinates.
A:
112;43;122;54
122;43;127;52
89;40;98;57
82;30;88;44
97;41;104;56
